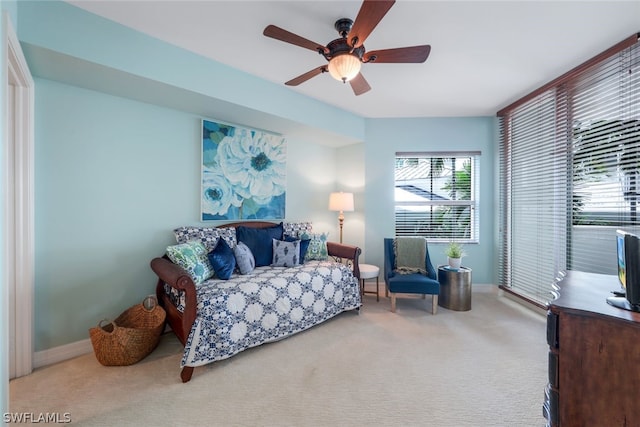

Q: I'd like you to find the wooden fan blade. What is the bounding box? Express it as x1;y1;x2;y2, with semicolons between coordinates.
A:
364;45;431;63
349;73;371;96
348;0;396;48
263;25;327;53
285;66;327;86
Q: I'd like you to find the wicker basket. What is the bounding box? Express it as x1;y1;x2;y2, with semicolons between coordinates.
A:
89;295;166;366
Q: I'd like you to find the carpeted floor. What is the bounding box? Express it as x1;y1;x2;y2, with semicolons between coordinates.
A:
10;286;548;426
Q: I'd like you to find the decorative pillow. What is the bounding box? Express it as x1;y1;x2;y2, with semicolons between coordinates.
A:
284;234;311;263
236;222;284;267
207;238;236;280
283;222;313;238
173;226;236;251
166;240;214;285
272;238;301;267
233;241;255;275
305;232;329;261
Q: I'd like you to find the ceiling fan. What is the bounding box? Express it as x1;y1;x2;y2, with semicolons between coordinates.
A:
263;0;431;96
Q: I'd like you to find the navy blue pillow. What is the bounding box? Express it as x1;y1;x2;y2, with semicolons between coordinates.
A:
284;235;311;264
236;222;284;267
207;238;236;280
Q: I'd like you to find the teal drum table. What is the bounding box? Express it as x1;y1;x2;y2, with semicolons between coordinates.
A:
437;266;472;311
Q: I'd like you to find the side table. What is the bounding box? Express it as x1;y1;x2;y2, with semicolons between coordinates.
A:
359;264;380;302
437;265;472;311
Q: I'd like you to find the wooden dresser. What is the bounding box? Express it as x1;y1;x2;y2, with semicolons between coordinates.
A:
545;271;640;426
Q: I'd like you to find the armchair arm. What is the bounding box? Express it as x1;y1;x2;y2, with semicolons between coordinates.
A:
327;241;361;279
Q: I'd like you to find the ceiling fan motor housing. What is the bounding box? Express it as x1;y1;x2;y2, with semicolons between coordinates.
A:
322;38;365;62
321;18;366;63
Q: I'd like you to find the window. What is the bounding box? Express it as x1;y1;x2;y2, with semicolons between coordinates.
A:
498;33;639;306
394;152;480;243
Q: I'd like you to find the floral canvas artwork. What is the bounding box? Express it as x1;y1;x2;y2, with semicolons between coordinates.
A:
201;119;286;220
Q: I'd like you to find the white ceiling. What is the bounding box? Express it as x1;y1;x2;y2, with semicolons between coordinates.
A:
66;0;639;119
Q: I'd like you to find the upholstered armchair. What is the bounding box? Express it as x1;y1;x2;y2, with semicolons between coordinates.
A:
383;237;440;314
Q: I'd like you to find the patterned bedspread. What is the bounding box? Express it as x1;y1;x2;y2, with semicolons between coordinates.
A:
164;260;361;367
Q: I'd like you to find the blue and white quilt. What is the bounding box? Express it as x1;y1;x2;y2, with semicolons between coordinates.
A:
165;260;361;367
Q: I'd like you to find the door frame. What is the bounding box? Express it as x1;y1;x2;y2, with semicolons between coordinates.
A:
3;12;35;379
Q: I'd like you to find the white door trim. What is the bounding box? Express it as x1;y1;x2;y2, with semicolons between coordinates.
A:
4;12;35;379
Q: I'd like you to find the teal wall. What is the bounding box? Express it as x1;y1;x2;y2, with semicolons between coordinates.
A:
363;117;496;283
33;79;344;350
12;1;497;355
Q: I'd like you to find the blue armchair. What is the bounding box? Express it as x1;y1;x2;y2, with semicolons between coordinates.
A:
384;238;440;314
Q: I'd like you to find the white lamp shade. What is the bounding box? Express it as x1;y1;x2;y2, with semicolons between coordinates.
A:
327;54;361;82
329;192;354;212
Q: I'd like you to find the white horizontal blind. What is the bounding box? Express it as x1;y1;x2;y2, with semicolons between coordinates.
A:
394;152;480;242
499;34;639;306
499;92;569;304
569;44;640;274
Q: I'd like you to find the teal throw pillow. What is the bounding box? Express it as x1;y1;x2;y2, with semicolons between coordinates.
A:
166;240;214;285
305;232;329;261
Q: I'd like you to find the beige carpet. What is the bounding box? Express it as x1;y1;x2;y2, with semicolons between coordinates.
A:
10;286;548;426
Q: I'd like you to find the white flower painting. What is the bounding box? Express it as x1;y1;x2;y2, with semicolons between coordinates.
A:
202;119;286;220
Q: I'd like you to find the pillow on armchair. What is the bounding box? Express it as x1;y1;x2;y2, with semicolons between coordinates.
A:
236;222;284;267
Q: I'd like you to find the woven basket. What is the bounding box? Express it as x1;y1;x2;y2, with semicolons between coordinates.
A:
89;295;166;366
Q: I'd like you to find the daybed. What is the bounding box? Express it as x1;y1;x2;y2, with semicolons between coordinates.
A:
150;221;361;382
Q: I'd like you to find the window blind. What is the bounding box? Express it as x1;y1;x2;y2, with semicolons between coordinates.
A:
569;44;640;274
395;152;480;243
499;92;569;304
498;33;639;306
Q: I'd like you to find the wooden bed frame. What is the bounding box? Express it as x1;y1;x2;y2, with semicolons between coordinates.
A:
150;221;361;382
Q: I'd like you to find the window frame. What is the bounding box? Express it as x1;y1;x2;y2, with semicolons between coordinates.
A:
394;151;481;244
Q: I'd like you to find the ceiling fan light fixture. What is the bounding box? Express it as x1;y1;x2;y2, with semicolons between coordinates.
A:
328;53;361;83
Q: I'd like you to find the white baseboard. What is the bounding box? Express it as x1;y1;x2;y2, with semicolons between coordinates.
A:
32;326;173;370
33;339;93;369
498;288;547;317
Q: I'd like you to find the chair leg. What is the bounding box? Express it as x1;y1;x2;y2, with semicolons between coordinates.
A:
432;294;438;315
376;277;379;302
390;293;396;312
